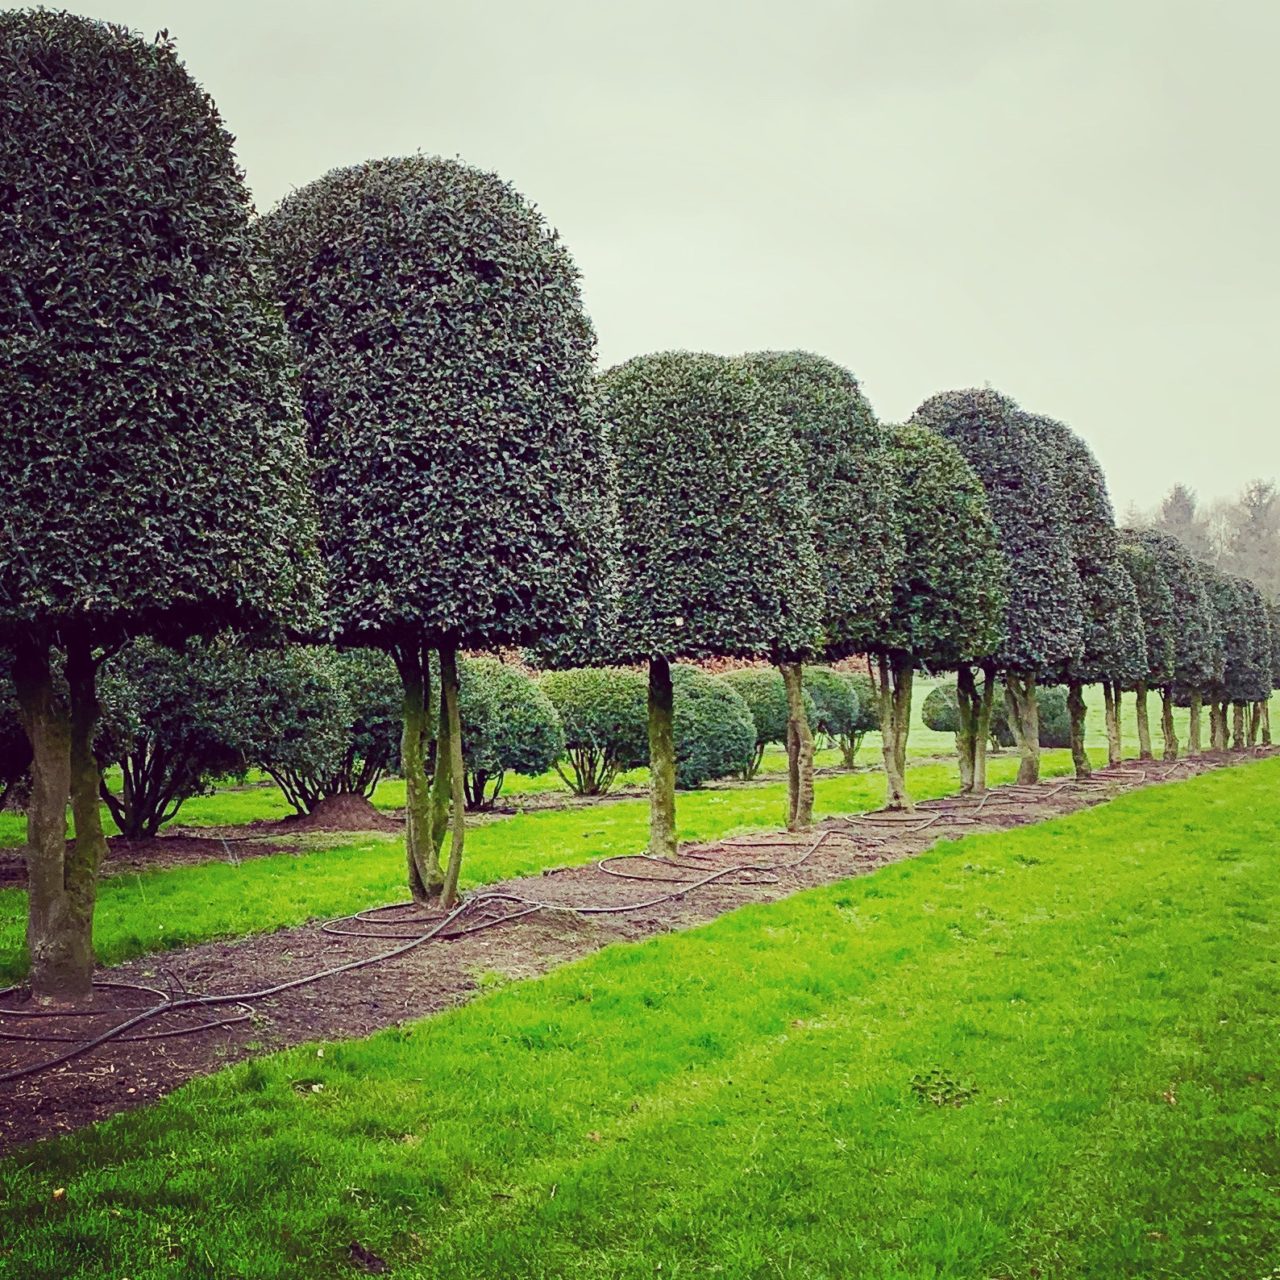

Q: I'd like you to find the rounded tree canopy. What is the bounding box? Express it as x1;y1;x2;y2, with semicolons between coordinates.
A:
670;666;757;789
538;667;649;772
1123;529;1223;695
259;155;616;651
0;11;317;646
599;352;823;663
1215;575;1272;704
1271;601;1280;692
910;389;1083;676
721;667;816;750
459;659;565;782
1116;540;1176;688
802;667;864;739
876;423;1007;668
741;351;901;658
1085;559;1148;690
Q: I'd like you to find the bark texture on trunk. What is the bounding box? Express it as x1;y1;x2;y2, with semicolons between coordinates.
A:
973;664;996;794
1231;701;1245;751
395;641;441;903
1005;673;1040;784
1263;701;1273;747
13;639;93;1004
1134;682;1153;761
438;645;467;909
955;666;977;793
1101;681;1122;766
1188;693;1202;755
779;662;814;830
647;658;677;859
1067;680;1091;779
876;655;913;810
1248;701;1262;747
1159;688;1178;761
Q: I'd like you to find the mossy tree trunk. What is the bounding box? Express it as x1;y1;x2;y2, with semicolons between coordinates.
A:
438;645;467;909
13;638;96;1004
393;639;441;903
1101;680;1122;766
1159;688;1178;760
955;665;977;793
1263;701;1272;747
1248;701;1262;747
1004;673;1040;784
1231;701;1246;751
876;655;913;810
973;662;996;794
779;661;814;830
1188;692;1203;755
1134;681;1153;761
1067;680;1091;779
647;657;677;859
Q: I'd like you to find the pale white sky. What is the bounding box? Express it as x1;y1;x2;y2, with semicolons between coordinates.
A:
71;0;1279;513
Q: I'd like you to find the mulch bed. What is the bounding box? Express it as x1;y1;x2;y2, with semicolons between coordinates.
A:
0;750;1267;1153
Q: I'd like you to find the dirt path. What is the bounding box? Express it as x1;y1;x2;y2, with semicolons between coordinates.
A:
0;751;1264;1153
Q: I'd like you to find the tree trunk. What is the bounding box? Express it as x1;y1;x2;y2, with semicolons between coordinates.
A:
955;666;977;793
439;645;467;909
647;658;677;859
13;640;94;1004
1067;680;1091;779
876;655;913;810
395;642;441;903
779;662;814;830
973;663;996;794
1248;701;1262;747
1263;701;1272;747
1209;701;1225;752
1159;688;1178;761
1134;682;1153;761
1231;702;1245;751
1101;680;1122;766
1005;673;1040;784
1188;692;1202;755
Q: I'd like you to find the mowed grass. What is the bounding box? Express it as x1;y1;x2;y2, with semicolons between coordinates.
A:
2;757;1277;1278
0;753;1087;985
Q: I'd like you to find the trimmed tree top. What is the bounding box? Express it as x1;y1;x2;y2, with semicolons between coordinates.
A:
1124;529;1223;694
1214;575;1273;703
259;155;616;651
875;423;1007;668
741;351;901;658
910;389;1083;676
0;11;317;645
599;352;823;663
1116;540;1177;688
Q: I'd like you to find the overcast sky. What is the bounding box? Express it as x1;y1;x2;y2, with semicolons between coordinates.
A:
73;0;1279;514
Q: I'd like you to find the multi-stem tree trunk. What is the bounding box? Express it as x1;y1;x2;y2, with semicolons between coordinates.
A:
1101;681;1122;766
1247;702;1262;748
438;645;467;909
1188;692;1203;755
1004;673;1040;784
1066;681;1091;779
647;657;677;859
1231;702;1246;751
1159;688;1178;760
1134;681;1153;761
394;640;441;903
13;639;97;1004
1209;700;1226;752
876;655;913;810
779;661;814;830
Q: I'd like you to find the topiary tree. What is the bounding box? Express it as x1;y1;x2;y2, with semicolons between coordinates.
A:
261;155;616;906
1221;576;1273;749
912;390;1083;787
1267;600;1280;746
1024;415;1144;774
597;353;822;857
95;639;253;838
1123;529;1222;756
925;681;1061;751
721;668;816;779
538;668;649;796
1116;541;1176;760
457;659;564;810
868;423;1007;806
741;352;900;826
802;667;867;768
0;13;318;1001
671;667;757;789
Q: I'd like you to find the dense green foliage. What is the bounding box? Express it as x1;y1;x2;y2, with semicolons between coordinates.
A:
5;761;1279;1279
1117;541;1177;688
876;423;1006;667
721;667;815;777
742;351;900;657
923;681;1063;746
802;667;864;740
458;659;564;809
598;353;822;663
1208;575;1272;704
1272;602;1280;691
671;666;756;788
96;639;250;837
912;390;1083;676
0;11;317;646
1033;685;1072;747
537;668;648;795
259;155;614;652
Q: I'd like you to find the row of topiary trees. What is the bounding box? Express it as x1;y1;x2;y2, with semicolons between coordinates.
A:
1;13;1275;1001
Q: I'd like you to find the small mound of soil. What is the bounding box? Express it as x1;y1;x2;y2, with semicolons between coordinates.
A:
285;793;402;834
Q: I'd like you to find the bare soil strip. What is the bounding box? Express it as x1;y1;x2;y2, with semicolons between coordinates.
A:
0;752;1265;1153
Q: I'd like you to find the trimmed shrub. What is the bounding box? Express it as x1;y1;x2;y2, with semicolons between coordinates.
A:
802;667;866;765
1034;685;1071;748
921;682;1013;749
459;659;565;810
538;668;648;796
672;667;756;790
722;668;816;779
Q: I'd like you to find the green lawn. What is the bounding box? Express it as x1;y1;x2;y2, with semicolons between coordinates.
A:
0;752;1088;985
2;756;1276;1278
